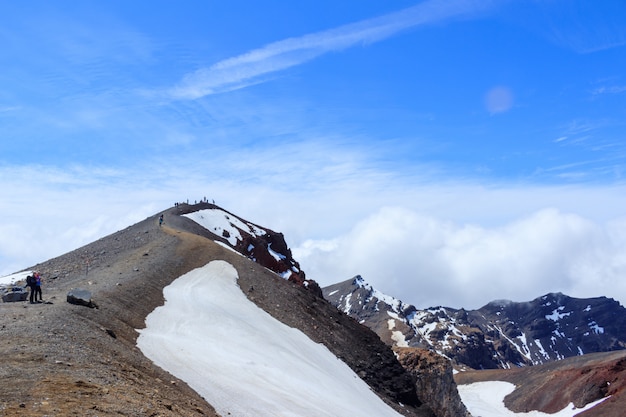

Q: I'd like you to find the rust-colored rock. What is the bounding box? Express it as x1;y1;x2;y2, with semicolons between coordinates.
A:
395;347;471;417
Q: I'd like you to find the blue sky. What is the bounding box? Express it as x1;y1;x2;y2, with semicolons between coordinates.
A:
2;0;626;309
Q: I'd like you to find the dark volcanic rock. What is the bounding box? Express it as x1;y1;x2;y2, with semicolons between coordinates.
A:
171;202;322;297
395;347;471;417
1;287;28;302
67;288;98;308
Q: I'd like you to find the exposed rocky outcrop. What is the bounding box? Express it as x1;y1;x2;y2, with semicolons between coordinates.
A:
1;286;28;302
171;202;323;297
66;288;98;308
395;347;471;417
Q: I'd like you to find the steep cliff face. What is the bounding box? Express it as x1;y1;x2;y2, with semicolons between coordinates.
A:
394;347;471;417
323;276;626;370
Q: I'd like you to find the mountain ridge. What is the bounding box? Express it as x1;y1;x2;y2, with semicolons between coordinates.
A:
0;203;439;416
4;202;622;416
323;275;626;370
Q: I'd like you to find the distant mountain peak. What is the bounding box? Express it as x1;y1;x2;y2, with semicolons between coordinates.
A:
485;299;514;308
353;275;367;287
323;278;626;370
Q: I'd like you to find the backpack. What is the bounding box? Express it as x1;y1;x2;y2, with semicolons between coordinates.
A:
26;275;35;286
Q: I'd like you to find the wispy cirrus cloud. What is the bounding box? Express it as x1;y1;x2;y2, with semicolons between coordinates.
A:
168;0;499;100
592;85;626;95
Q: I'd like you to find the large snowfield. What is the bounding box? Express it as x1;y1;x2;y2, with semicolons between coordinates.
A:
2;263;606;416
136;260;404;417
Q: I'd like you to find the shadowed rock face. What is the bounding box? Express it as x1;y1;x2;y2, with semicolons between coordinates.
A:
395;347;471;417
323;277;626;370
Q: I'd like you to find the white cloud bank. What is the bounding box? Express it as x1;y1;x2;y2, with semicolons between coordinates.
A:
294;206;626;310
3;161;626;311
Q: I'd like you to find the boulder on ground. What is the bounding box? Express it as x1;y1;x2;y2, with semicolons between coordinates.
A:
67;288;98;309
2;286;28;302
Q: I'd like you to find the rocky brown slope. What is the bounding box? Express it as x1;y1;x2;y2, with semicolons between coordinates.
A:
455;349;626;417
0;204;435;416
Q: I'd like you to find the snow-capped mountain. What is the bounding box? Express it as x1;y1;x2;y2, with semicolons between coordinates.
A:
323;276;626;369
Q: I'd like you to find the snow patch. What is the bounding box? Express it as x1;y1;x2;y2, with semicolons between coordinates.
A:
458;380;607;417
137;261;402;417
588;321;605;334
268;243;286;261
546;306;571;321
183;208;266;246
388;318;409;347
0;271;32;286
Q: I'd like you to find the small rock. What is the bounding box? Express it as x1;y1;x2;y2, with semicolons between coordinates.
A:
67;288;98;309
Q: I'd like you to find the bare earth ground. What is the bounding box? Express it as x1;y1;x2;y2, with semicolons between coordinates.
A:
455;349;626;417
0;207;432;416
0;214;220;416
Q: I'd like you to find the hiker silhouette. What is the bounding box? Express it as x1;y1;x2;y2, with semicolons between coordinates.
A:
29;272;43;303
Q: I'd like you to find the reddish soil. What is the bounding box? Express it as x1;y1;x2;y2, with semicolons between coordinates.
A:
455;350;626;417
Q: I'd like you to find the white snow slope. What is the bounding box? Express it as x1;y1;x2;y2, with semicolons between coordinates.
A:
0;271;32;286
183;208;265;246
137;260;403;417
458;380;607;417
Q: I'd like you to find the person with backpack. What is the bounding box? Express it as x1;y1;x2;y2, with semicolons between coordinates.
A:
26;274;37;303
32;271;43;303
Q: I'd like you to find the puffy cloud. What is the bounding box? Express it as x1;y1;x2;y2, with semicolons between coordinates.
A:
3;160;626;312
294;207;626;309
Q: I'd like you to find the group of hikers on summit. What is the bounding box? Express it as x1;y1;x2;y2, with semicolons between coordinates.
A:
25;272;43;304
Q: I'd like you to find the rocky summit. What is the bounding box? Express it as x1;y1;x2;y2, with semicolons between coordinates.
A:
323;276;626;370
